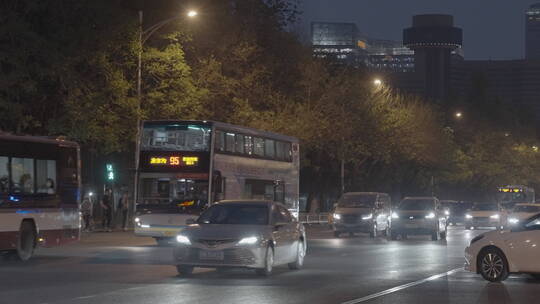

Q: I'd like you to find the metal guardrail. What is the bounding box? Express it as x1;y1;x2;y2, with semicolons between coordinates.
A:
299;213;329;224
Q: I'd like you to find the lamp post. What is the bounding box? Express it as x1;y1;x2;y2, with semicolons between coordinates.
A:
133;9;198;213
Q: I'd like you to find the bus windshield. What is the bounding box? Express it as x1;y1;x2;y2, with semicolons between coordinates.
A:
141;123;211;152
138;178;208;213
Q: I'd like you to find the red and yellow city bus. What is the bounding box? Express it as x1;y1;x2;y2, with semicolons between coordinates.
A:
0;133;81;260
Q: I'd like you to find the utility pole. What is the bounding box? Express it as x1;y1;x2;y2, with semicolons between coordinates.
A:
133;10;143;214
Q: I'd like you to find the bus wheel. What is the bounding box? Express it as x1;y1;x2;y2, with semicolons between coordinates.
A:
16;221;36;261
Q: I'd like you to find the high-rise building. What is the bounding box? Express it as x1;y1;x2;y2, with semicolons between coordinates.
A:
403;14;463;101
311;22;362;65
310;22;415;72
526;3;540;60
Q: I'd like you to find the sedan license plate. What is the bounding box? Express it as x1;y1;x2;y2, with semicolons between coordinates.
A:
199;250;224;261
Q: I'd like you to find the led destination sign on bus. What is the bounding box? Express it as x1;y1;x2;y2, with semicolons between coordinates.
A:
149;156;199;167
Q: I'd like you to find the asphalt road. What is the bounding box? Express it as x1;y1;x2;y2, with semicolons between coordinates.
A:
1;226;539;304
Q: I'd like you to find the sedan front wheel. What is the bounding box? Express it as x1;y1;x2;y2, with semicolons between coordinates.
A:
479;248;509;282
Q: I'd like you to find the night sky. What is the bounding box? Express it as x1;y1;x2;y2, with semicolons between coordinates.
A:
300;0;536;60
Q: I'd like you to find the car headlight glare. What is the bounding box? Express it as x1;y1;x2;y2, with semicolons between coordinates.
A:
490;214;500;219
238;236;259;245
425;212;435;219
391;212;399;219
508;218;519;224
465;214;473;219
134;217;140;223
333;213;341;220
176;235;192;245
362;213;373;220
444;210;450;216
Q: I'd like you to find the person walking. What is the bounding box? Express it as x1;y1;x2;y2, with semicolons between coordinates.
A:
101;189;113;232
119;192;130;231
81;192;93;232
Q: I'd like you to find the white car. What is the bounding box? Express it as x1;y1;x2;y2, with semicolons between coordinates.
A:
507;204;540;227
464;203;505;230
464;213;540;282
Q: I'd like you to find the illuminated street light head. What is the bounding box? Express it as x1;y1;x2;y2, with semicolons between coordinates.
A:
187;10;198;18
373;79;382;86
455;112;463;119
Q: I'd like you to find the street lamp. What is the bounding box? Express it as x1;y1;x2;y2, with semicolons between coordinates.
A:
134;10;198;213
455;112;463;119
373;78;383;87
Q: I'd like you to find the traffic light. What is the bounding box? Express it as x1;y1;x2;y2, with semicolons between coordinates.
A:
106;163;115;181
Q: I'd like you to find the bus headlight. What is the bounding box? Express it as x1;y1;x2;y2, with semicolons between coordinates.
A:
333;214;341;220
362;213;373;220
465;214;473;219
425;212;435;219
176;235;192;245
490;214;500;219
391;212;399;219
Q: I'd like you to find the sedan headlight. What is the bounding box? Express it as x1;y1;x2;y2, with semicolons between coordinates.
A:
134;217;140;223
490;214;500;219
176;235;192;245
362;213;373;220
333;213;341;220
391;212;399;219
425;212;435;219
465;214;473;219
508;218;519;224
444;210;450;216
238;236;259;245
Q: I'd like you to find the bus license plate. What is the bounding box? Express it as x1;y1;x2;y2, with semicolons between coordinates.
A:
199;250;224;260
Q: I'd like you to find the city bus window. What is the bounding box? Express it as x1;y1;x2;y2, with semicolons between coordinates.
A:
0;156;8;194
11;158;34;194
253;137;265;157
142;123;211;152
244;136;253;155
36;160;57;195
225;133;235;153
215;130;225;152
276;141;286;160
235;134;245;154
285;142;292;161
265;139;275;158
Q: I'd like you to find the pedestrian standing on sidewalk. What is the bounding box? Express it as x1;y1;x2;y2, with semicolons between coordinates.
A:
119;191;130;231
101;188;113;232
81;192;94;232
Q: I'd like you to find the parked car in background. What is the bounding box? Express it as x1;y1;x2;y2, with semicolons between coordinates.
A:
173;200;306;276
331;192;392;238
391;197;447;241
507;203;540;227
465;203;506;230
465;213;540;282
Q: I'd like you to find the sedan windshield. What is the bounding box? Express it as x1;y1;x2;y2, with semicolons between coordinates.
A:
398;199;434;211
472;204;498;211
513;205;540;213
338;194;377;208
198;204;268;225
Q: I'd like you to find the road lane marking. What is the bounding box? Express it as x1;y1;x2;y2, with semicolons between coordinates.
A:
341;267;463;304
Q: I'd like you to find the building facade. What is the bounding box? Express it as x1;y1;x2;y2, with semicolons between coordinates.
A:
526;3;540;60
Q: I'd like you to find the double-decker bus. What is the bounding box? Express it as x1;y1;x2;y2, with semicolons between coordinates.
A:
497;185;535;210
0;133;81;260
134;120;300;244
